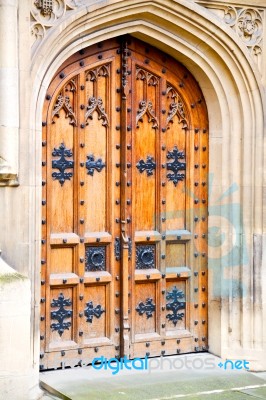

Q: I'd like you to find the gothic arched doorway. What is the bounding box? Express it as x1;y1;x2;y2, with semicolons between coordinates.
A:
40;36;208;369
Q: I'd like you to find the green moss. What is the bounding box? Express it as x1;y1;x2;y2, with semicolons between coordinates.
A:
0;272;27;284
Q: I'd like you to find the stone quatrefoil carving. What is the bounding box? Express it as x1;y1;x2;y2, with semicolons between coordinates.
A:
205;5;263;72
31;1;81;52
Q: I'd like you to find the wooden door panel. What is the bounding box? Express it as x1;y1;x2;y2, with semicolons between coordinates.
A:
41;37;208;369
41;41;121;369
134;282;158;336
48;287;76;348
82;283;109;341
133;64;159;232
126;39;208;358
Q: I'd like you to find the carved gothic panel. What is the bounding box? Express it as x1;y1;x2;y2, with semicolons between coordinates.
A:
85;65;110;82
136;100;158;129
85;97;109;127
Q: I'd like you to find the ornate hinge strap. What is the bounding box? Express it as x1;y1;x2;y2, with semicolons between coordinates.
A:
51;143;74;186
166;286;185;326
166;146;186;186
136;155;156;176
136;298;156;319
86;154;105;176
50;293;73;337
84;301;105;323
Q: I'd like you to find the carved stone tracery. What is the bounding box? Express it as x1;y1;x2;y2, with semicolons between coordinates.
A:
199;4;264;72
31;0;82;52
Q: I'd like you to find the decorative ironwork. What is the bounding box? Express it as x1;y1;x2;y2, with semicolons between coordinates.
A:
114;238;121;261
128;237;132;259
50;293;73;336
84;301;105;323
136;100;159;129
52;93;77;126
136;245;155;269
122;40;130;91
85;247;106;271
136;298;156;319
166;286;185;326
136;155;156;176
166;146;186;186
86;154;105;176
52;143;74;186
85;97;109;127
34;0;53;16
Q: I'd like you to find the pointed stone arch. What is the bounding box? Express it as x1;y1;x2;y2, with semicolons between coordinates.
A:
30;0;265;373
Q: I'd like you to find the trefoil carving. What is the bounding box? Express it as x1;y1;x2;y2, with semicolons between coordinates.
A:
52;93;77;126
136;100;159;129
167;86;188;129
136;67;159;86
85;97;109;127
86;65;110;82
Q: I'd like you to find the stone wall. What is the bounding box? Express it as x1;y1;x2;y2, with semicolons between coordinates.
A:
0;253;32;399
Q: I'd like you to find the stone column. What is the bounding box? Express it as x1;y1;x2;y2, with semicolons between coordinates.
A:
0;252;31;399
0;0;19;186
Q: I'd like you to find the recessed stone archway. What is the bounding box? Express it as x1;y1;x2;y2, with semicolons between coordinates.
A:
30;0;265;381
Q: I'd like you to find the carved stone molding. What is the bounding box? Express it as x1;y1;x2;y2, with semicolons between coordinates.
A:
30;0;83;53
198;4;264;73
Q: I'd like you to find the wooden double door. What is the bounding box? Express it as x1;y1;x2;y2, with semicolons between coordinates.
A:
40;36;208;370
